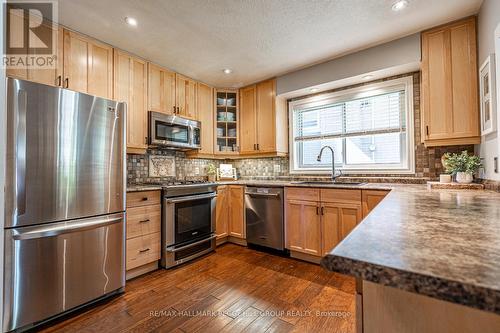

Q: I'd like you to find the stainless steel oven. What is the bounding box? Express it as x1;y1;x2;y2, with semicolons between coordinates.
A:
162;184;217;268
149;111;201;150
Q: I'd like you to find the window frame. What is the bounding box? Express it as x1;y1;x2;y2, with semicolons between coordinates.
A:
288;76;415;175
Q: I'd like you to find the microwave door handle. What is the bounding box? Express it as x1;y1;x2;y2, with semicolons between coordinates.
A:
165;193;217;204
15;89;27;216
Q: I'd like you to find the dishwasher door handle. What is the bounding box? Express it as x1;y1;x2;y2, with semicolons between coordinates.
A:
245;192;280;197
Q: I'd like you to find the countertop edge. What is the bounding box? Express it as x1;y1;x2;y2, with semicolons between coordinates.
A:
320;254;500;315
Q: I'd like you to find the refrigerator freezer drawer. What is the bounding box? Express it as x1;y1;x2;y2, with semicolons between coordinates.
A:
3;213;126;332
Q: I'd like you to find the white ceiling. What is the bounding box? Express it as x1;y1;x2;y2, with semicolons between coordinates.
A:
58;0;482;88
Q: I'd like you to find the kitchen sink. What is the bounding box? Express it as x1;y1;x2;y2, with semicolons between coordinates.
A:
292;181;366;186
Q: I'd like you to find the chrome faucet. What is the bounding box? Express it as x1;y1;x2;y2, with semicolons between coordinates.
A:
317;146;341;182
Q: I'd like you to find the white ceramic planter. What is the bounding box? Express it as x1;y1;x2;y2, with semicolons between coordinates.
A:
456;172;473;184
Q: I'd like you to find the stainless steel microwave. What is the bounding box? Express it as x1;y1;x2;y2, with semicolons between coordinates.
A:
149;111;201;150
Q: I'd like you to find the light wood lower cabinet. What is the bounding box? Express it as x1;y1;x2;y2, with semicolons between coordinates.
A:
362;190;390;218
215;185;245;243
229;185;245;238
285;187;365;259
126;190;161;278
215;185;229;239
286;199;321;256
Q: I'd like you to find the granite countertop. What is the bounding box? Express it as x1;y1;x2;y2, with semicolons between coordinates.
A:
321;185;500;315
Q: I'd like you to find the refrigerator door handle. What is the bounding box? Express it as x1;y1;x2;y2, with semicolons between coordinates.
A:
11;213;124;240
15;89;27;216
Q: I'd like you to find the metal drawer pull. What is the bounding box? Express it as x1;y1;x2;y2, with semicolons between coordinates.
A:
245;192;280;197
139;219;150;223
139;248;150;253
165;235;216;253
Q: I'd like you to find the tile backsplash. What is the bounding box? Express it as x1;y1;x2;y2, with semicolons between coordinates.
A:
127;72;474;184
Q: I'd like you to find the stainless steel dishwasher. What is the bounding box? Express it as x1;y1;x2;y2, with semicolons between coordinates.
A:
245;186;284;251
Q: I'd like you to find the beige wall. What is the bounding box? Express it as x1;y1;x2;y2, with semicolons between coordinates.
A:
276;33;421;95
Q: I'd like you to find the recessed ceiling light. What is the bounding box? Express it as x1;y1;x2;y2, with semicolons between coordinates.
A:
125;17;138;26
223;69;232;74
310;88;319;93
392;0;408;11
362;75;374;80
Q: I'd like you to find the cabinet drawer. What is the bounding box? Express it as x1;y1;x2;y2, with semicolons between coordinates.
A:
126;205;161;239
321;189;361;204
286;187;320;202
127;190;161;208
126;233;161;270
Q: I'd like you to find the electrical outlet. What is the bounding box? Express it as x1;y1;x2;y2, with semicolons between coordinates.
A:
264;166;269;173
195;167;200;175
274;164;281;173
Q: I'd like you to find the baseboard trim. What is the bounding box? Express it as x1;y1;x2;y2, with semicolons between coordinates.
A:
126;261;159;280
290;250;321;264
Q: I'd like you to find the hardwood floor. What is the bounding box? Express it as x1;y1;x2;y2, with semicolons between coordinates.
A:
39;244;356;333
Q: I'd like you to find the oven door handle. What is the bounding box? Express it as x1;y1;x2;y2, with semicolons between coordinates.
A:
165;235;216;253
245;192;280;197
165;193;217;203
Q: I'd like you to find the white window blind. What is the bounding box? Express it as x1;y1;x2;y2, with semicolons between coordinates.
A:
289;77;414;173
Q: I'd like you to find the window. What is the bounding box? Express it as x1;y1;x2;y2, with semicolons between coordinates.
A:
289;77;414;174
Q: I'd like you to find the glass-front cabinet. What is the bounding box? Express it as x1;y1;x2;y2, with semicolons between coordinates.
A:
215;90;239;155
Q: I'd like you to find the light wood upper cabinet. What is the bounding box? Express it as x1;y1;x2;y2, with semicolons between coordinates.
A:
196;82;214;155
215;186;229;239
63;29;113;99
239;78;288;156
239;85;258;154
421;17;479;146
6;9;63;87
176;74;197;119
285;199;321;256
228;185;245;239
362;190;390;218
114;50;148;153
147;63;176;114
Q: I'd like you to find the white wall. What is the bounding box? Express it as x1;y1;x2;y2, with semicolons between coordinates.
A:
477;0;500;180
0;0;6;329
276;33;421;95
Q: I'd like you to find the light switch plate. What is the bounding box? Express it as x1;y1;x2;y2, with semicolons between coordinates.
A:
274;164;281;173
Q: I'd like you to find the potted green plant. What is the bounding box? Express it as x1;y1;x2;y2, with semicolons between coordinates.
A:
206;163;217;182
442;151;482;184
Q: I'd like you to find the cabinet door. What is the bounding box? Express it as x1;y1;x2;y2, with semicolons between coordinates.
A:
147;63;176;114
197;82;214;154
63;30;88;93
6;7;28;80
239;85;257;154
362;190;389;218
215;186;228;239
338;204;362;240
114;51;147;152
176;75;197;119
256;79;276;152
421;17;479;145
321;204;341;256
27;25;63;86
228;185;245;238
449;19;478;138
285;200;321;256
87;39;113;99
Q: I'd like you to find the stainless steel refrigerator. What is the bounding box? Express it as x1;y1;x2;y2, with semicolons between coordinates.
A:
3;78;126;332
